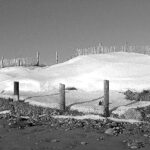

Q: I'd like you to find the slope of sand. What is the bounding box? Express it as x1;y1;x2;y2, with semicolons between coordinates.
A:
1;52;150;92
1;52;150;115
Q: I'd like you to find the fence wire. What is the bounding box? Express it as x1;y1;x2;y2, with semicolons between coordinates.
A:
0;57;38;68
75;44;150;56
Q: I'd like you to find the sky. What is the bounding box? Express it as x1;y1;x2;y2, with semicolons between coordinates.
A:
0;0;150;65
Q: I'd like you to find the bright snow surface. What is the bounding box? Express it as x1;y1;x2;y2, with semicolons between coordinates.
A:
1;52;150;116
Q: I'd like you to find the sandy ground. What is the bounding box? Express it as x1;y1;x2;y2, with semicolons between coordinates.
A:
0;90;134;115
0;118;150;150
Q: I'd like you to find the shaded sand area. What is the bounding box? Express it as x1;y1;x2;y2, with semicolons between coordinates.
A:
1;90;150;117
1;52;150;116
1;118;150;150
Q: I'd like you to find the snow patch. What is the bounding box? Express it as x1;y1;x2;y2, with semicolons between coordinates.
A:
0;110;11;115
112;101;150;116
1;52;150;92
53;115;143;123
1;52;150;118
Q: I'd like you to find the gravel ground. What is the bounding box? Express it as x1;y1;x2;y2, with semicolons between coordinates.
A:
1;98;150;150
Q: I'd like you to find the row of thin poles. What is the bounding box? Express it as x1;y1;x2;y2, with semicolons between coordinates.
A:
0;52;40;68
13;80;110;117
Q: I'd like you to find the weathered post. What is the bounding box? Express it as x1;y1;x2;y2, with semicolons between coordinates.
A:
101;44;104;53
103;80;109;117
59;83;65;111
121;46;124;52
124;41;128;52
1;56;4;68
56;51;58;64
37;51;40;66
18;59;21;66
98;42;103;53
14;81;19;101
14;58;17;66
113;46;116;52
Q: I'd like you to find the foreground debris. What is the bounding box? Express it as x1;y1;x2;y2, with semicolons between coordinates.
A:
124;89;150;101
1;98;150;149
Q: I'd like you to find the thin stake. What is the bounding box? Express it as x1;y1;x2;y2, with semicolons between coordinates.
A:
37;51;40;66
18;59;21;66
59;83;65;111
56;51;58;64
103;80;109;117
14;81;19;101
1;56;4;68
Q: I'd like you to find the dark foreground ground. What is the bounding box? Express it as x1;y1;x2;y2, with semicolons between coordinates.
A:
1;117;150;150
1;98;150;150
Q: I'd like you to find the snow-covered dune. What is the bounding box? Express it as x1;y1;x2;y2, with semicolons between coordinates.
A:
1;52;150;93
1;52;150;116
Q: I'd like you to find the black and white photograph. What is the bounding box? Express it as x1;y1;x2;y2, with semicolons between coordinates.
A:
0;0;150;149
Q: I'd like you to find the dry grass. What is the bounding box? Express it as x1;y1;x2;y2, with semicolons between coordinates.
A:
124;90;150;101
0;98;83;121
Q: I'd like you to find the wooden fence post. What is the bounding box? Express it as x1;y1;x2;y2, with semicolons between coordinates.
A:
99;42;103;53
59;83;65;111
56;51;58;64
103;80;109;117
37;51;40;66
101;47;103;53
18;59;21;66
1;56;4;68
14;58;17;66
14;81;19;101
124;41;128;52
